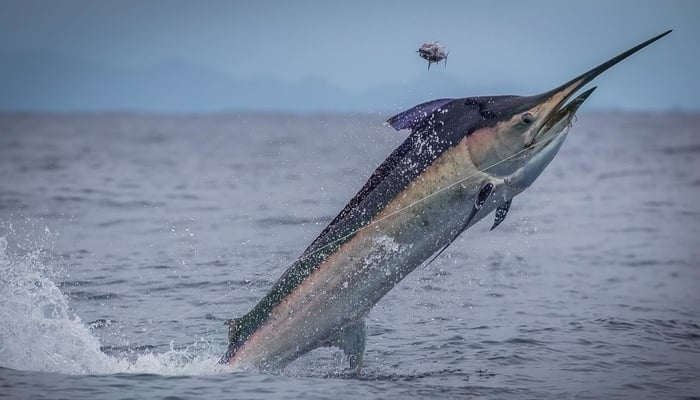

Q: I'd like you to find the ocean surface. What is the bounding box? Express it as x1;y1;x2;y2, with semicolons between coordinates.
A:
1;112;699;399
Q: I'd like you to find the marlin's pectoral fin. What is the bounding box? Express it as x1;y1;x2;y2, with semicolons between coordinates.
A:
474;183;494;210
461;181;495;235
424;182;495;267
490;199;512;231
327;320;367;375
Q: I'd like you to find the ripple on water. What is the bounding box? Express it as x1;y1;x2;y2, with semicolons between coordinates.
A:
66;290;122;301
1;113;699;399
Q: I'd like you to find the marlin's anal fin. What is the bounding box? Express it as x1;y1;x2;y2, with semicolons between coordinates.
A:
327;320;367;376
490;199;512;231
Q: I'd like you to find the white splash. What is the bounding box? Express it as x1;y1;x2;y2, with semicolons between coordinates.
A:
361;234;404;276
0;236;226;376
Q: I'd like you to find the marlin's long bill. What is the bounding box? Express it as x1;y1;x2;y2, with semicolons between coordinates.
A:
220;31;671;373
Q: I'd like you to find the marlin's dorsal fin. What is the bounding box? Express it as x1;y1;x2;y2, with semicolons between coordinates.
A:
490;199;512;231
386;98;454;131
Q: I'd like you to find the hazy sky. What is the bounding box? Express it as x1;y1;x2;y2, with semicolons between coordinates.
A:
1;0;699;111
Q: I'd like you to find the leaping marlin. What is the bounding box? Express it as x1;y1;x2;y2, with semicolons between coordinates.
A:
220;31;671;374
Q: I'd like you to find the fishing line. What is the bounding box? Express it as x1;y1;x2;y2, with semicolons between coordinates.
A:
131;130;565;346
175;130;563;323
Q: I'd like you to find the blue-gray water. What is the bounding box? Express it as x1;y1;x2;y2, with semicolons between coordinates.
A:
1;112;699;399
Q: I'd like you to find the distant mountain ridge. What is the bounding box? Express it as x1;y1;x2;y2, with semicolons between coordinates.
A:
0;51;523;113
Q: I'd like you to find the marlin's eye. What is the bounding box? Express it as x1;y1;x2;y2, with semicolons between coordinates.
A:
520;112;534;125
